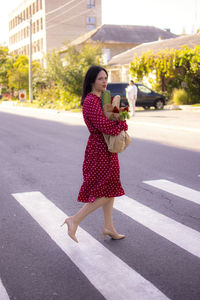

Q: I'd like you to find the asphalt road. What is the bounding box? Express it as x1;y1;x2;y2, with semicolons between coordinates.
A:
0;106;200;300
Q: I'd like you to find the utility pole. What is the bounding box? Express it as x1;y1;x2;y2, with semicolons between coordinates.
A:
29;17;33;103
17;15;33;103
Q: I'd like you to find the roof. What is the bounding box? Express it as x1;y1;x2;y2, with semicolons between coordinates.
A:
108;33;200;66
60;24;177;53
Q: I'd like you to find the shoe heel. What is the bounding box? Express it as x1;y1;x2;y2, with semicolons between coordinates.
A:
103;233;107;240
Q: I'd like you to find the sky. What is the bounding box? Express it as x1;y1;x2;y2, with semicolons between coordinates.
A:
0;0;199;45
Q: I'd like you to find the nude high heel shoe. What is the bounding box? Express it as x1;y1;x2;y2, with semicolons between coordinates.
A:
61;218;78;243
102;228;125;240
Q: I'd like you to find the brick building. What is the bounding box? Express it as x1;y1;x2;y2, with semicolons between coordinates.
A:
8;0;102;62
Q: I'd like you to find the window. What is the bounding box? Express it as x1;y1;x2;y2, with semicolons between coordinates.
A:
40;18;43;30
87;24;95;30
37;40;40;52
39;0;42;10
40;38;43;50
29;5;32;16
102;48;111;64
26;7;28;19
36;0;39;12
36;19;39;32
138;85;152;94
33;41;37;53
33;21;36;34
87;16;96;24
87;0;95;8
33;3;35;14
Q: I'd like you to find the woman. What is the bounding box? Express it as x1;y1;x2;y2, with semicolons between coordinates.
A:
61;65;128;243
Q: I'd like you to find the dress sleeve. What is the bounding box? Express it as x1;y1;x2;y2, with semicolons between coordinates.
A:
83;95;128;136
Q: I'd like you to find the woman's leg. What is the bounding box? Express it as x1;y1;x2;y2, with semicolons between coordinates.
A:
72;197;111;225
102;197;125;240
63;197;111;242
102;197;114;230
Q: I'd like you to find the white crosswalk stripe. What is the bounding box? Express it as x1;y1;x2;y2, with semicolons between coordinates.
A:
0;279;10;300
12;191;169;300
143;179;200;205
114;196;200;258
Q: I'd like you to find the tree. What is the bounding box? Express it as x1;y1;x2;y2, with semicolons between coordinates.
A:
63;43;103;97
0;47;10;88
40;44;103;96
34;43;104;109
7;55;40;95
129;46;200;103
8;55;29;90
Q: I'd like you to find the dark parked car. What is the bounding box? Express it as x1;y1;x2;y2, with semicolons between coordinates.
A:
107;82;166;109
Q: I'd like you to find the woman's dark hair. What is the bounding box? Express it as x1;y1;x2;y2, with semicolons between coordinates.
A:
81;65;108;105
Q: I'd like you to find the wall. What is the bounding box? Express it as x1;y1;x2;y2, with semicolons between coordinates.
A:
45;0;102;51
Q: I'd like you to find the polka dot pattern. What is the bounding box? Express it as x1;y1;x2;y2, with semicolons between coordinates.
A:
78;93;128;203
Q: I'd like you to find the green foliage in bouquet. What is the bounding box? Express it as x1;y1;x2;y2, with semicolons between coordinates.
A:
102;90;130;120
119;109;130;121
101;90;111;106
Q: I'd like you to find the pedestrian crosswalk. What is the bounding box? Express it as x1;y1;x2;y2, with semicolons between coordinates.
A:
11;191;169;300
114;196;200;258
1;179;200;299
0;279;10;300
143;179;200;205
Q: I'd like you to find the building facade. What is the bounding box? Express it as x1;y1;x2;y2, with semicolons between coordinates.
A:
8;0;102;62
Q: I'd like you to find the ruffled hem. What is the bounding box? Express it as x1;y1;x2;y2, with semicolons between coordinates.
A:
77;190;125;203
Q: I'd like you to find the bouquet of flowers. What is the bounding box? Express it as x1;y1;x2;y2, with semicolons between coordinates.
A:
101;90;131;153
101;90;130;121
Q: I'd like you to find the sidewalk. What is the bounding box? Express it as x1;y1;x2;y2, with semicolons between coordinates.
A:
130;108;200;132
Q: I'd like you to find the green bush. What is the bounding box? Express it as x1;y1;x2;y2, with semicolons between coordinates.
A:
171;89;190;105
129;46;200;104
35;86;80;110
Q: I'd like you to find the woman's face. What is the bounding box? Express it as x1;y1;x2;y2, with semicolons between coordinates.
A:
92;70;108;94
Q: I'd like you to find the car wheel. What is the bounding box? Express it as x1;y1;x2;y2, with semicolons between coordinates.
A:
154;99;164;109
143;106;150;110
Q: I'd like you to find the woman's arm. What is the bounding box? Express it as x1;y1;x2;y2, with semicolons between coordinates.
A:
83;95;128;136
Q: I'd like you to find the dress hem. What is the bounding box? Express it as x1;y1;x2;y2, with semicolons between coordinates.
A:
77;192;125;203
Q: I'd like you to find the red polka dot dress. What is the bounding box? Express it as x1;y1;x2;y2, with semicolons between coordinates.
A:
78;93;128;203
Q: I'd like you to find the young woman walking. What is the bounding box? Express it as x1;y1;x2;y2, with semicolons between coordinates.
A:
61;65;128;243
